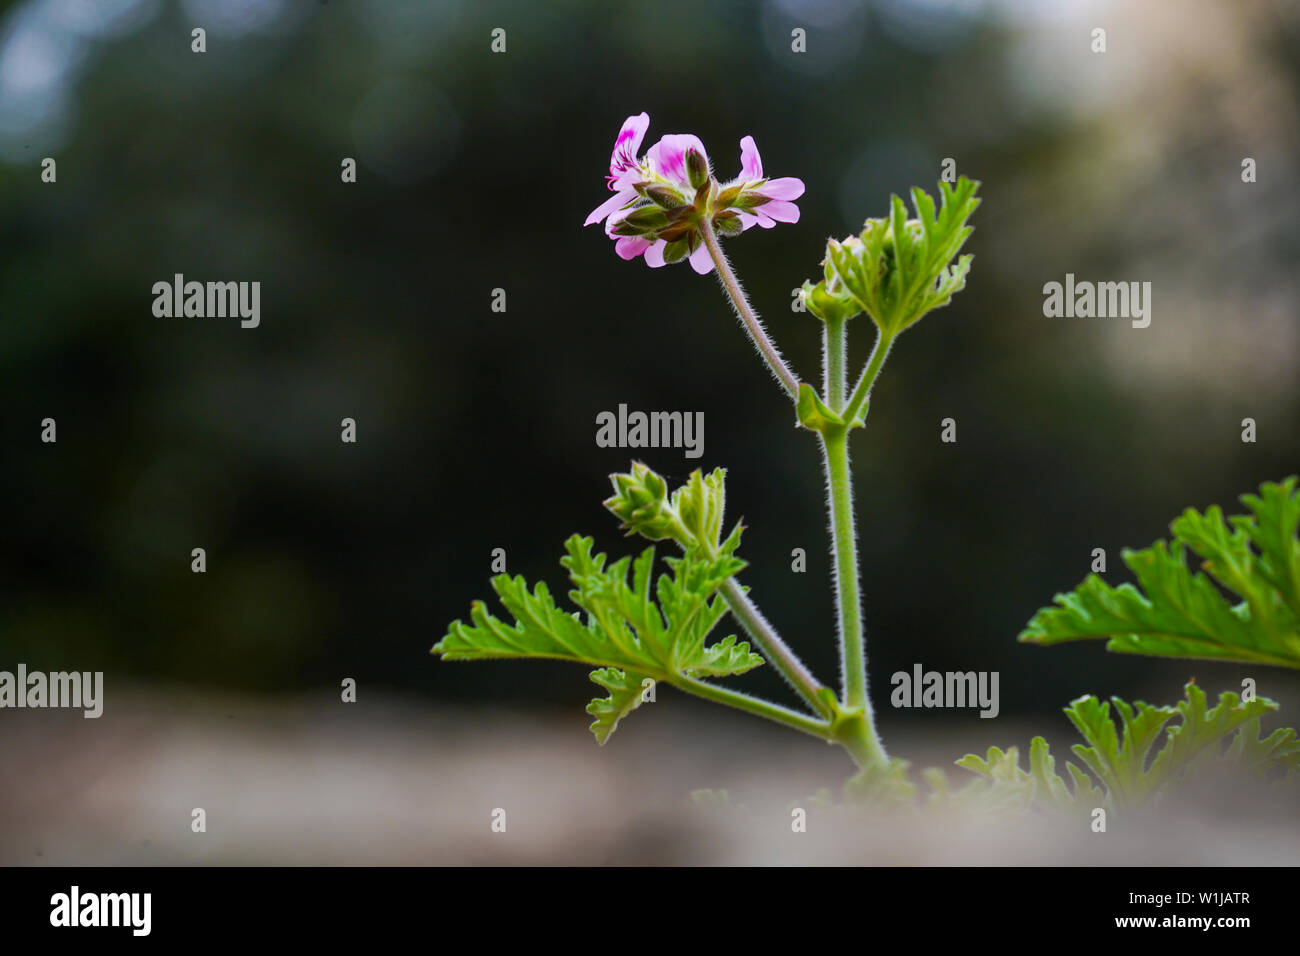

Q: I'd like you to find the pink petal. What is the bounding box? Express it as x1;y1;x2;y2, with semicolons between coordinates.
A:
613;112;650;163
739;135;763;180
759;199;800;224
643;241;667;268
736;212;760;231
688;243;714;275
615;236;651;260
585;188;636;227
648;134;708;185
759;176;804;201
608;168;643;191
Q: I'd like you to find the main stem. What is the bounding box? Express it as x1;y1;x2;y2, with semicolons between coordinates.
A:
697;222;894;771
822;432;871;713
824;314;847;407
821;325;894;769
699;219;799;398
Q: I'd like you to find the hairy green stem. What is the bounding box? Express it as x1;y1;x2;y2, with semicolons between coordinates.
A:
719;578;832;718
695;219;829;718
700;219;799;398
821;325;890;768
824;313;847;410
821;435;873;712
697;235;898;769
674;675;831;740
835;715;886;772
844;329;895;426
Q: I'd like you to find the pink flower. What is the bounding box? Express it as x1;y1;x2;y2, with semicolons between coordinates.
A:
734;135;805;230
585;114;805;275
584;112;651;229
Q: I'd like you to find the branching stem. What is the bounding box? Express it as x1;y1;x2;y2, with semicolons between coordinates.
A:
674;675;830;739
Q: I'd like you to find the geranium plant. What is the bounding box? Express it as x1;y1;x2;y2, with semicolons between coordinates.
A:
434;113;1299;811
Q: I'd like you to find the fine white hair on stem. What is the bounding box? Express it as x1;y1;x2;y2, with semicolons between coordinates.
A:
699;220;800;397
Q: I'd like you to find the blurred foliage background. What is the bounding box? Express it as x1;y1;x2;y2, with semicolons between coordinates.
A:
1;0;1297;745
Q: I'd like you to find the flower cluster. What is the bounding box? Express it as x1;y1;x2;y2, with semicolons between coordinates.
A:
584;113;805;274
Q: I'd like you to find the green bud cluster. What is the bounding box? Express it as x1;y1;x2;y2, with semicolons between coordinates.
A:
604;463;733;556
803;177;980;337
603;462;683;542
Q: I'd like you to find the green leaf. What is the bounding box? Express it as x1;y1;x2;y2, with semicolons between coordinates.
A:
1147;682;1297;781
1029;735;1104;809
1227;717;1300;778
586;667;653;745
950;739;1101;813
1239;479;1300;615
1020;477;1300;669
956;682;1297;810
1065;682;1293;806
1064;694;1177;805
948;743;1088;813
434;533;763;742
795;382;844;432
954;745;1035;808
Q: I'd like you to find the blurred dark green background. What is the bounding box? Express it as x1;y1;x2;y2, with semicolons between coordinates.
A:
1;0;1297;736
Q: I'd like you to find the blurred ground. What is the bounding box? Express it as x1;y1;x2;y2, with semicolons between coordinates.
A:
2;688;1294;865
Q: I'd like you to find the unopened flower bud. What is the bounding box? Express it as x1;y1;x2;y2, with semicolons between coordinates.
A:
604;462;684;542
643;184;687;209
685;147;710;190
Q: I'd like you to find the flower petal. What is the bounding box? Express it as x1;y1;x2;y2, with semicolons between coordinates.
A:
759;199;800;224
585;188;636;227
739;135;763;180
688;242;714;275
648;134;708;185
643;240;667;268
759;176;804;201
615;236;651;260
613;112;650;163
736;211;760;231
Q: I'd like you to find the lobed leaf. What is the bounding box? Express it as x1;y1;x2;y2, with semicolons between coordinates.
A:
434;531;762;744
586;667;654;745
1020;478;1300;669
957;681;1298;811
